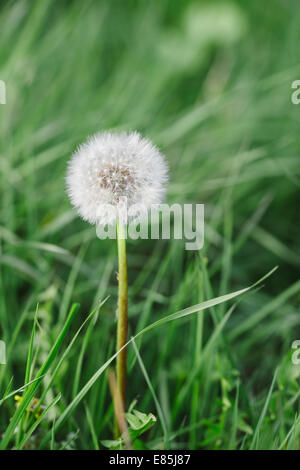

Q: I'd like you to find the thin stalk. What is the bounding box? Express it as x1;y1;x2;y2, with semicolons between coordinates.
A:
115;222;128;434
190;266;204;448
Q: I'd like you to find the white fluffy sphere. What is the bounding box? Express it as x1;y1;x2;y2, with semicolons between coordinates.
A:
66;131;168;225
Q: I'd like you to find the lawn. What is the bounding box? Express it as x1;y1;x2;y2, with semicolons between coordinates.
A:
0;0;300;450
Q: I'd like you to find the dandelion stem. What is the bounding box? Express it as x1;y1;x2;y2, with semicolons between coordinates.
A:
115;221;128;434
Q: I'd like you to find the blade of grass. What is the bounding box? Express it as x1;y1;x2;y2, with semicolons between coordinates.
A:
85;403;100;450
0;375;46;406
132;337;169;449
229;380;240;449
250;368;278;450
16;303;39;446
51;416;56;450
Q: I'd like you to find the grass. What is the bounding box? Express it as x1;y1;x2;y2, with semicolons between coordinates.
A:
0;0;300;450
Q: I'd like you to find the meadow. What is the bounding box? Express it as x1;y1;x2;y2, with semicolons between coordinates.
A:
0;0;300;450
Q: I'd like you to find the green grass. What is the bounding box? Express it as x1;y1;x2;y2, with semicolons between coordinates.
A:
0;0;300;450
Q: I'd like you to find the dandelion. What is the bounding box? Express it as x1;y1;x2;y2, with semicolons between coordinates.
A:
66;131;168;225
66;131;168;435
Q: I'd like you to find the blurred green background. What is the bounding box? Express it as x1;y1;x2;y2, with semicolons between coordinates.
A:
0;0;300;450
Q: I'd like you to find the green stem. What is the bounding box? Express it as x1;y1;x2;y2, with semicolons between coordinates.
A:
116;222;128;427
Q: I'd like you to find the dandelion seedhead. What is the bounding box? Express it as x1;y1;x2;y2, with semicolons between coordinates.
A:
66;131;168;225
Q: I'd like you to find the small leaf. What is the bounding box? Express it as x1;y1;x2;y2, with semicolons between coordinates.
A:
126;409;157;440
